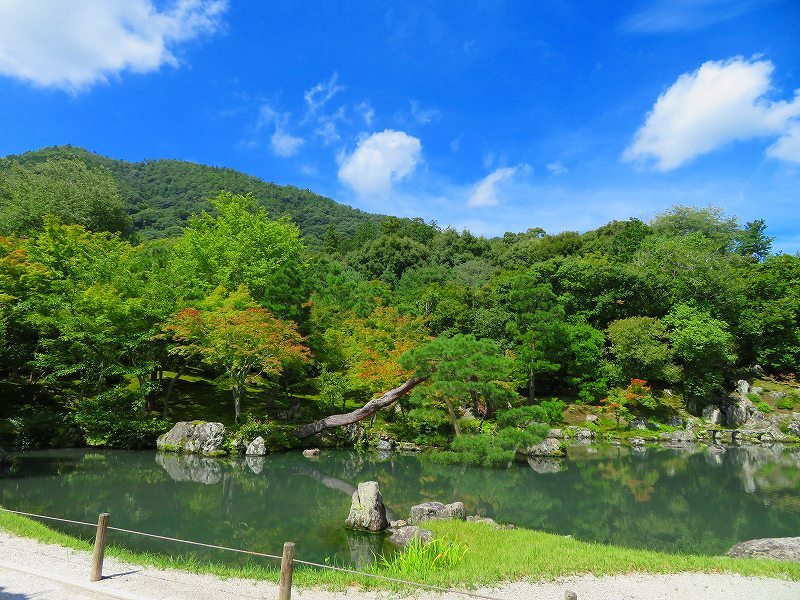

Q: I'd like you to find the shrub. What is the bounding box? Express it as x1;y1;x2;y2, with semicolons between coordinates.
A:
71;388;169;449
754;399;773;414
495;400;564;429
776;396;796;410
430;423;548;468
377;537;467;576
233;418;298;450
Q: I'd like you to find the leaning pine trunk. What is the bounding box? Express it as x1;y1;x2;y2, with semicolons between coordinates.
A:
294;377;426;439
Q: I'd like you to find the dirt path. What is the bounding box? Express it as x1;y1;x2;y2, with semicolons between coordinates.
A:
0;531;798;599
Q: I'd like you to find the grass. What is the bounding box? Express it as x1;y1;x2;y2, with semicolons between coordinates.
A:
1;510;799;592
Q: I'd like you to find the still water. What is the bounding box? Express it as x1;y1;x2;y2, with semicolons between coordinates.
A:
0;445;798;566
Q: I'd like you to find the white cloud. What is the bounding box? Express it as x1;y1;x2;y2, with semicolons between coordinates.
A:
624;0;762;34
338;130;422;197
624;57;800;170
355;102;375;127
303;72;344;120
547;161;568;175
410;100;441;124
467;165;530;208
767;122;800;164
0;0;226;92
271;131;305;157
258;105;304;157
450;136;462;153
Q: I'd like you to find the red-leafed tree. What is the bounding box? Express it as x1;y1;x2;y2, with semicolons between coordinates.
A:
164;288;311;422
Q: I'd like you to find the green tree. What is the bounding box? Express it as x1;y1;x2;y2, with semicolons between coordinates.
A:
0;159;130;236
607;317;679;385
663;304;735;399
735;219;773;261
164;288;311;422
400;334;516;434
171;192;306;316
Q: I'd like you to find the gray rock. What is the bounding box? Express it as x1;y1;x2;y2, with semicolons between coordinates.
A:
769;390;787;400
547;428;564;439
789;421;800;437
157;421;225;456
584;414;598;423
726;537;800;562
376;437;394;451
726;398;755;428
736;379;750;397
659;430;695;446
466;515;499;527
667;416;685;428
345;481;388;532
409;501;466;525
573;427;594;440
246;436;266;456
388;526;433;548
707;444;727;455
525;437;565;457
629;417;649;430
751;386;764;395
398;442;422;452
302;448;321;458
389;519;408;529
702;405;722;425
630;437;646;447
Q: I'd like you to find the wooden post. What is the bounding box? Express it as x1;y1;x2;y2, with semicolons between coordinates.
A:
278;541;295;600
90;513;110;582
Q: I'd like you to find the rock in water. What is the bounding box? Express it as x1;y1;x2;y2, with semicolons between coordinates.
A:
525;437;565;457
302;448;320;458
409;501;466;524
345;481;388;532
246;436;266;456
726;537;800;562
388;526;433;548
157;422;225;456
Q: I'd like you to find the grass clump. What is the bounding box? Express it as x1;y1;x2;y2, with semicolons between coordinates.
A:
377;537;468;577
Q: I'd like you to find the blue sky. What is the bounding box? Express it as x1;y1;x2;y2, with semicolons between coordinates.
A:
1;1;799;250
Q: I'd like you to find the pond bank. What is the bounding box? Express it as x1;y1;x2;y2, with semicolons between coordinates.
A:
0;525;799;599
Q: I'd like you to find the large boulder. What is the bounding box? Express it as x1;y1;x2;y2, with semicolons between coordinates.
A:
629;417;649;430
726;537;800;562
157;421;225;456
409;501;466;524
726;398;755;428
388;526;433;549
246;436;266;456
525;438;565;457
345;481;388;532
702;405;722;425
659;430;695;446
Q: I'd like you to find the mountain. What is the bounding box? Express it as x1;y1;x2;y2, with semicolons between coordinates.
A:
1;145;386;244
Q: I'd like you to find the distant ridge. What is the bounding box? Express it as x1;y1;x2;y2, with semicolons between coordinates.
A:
0;145;388;244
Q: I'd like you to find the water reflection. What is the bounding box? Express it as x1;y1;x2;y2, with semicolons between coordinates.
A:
0;444;798;563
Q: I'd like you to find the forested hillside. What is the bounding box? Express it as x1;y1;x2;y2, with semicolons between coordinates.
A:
0;146;386;243
1;151;799;463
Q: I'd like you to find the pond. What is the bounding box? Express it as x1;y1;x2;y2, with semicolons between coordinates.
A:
0;444;798;567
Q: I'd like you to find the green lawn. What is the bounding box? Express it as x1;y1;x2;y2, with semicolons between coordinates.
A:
1;510;797;592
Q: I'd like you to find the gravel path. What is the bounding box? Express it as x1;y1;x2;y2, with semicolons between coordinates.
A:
0;531;798;599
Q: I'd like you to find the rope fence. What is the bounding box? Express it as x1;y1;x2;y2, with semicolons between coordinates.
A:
0;506;577;600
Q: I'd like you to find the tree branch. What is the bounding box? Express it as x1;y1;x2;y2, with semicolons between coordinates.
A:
294;376;427;439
